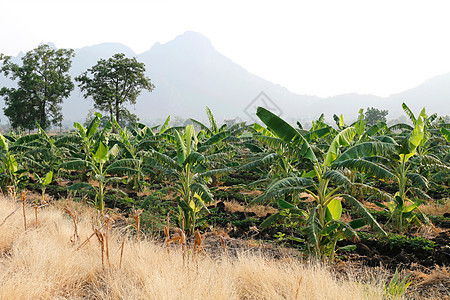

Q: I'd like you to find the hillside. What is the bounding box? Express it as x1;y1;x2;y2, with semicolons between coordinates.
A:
1;31;449;126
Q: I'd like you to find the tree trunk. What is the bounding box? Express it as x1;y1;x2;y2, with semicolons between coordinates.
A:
40;100;46;129
115;98;120;126
109;106;116;133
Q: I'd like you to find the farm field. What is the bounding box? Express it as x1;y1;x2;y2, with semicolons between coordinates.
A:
0;105;449;299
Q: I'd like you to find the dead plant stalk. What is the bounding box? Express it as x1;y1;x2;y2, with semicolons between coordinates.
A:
131;208;143;240
64;206;80;244
20;190;27;231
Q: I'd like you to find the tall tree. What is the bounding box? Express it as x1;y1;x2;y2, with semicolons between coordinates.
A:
75;53;155;126
0;44;75;130
365;107;388;127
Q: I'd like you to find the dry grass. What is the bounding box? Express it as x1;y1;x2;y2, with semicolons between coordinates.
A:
223;200;277;218
0;195;387;299
419;198;450;216
409;266;450;299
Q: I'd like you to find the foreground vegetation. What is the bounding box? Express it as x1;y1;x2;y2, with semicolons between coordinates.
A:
0;104;449;298
0;195;389;299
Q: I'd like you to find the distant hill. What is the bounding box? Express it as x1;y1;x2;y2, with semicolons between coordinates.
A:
1;31;449;127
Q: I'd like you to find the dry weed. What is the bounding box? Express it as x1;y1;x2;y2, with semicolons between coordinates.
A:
419;199;450;216
223;200;277;217
409;266;450;299
0;195;390;299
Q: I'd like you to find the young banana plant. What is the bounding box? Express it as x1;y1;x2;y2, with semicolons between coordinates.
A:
255;107;386;260
60;141;121;214
148;124;230;235
0;132;27;189
56;112;106;182
34;171;53;203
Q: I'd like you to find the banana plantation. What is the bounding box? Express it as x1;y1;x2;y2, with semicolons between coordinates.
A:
0;104;449;275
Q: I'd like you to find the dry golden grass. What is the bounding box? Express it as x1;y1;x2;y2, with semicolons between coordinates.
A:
223;200;277;218
0;195;386;299
419;198;450;216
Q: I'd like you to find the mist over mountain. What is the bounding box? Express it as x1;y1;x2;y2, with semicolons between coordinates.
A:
1;31;449;127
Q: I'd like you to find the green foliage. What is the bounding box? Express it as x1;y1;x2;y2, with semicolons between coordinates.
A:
384;268;412;299
375;195;430;232
255;107;386;261
441;127;450;142
256;106;318;163
0;101;447;266
21;123;68;175
0;132;27;189
147;124;230;235
61;138;122;214
358;231;436;252
0;44;74;130
334;106;439;232
76;53;155;125
365;107;388;127
34;171;53;203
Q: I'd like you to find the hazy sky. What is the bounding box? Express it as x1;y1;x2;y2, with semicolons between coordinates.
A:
1;0;450;98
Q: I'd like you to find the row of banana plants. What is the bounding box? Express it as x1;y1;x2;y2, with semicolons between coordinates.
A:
0;108;246;235
0;104;448;260
243;104;449;259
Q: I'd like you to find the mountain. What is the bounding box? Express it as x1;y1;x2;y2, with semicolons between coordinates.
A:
134;31;323;123
1;31;449;127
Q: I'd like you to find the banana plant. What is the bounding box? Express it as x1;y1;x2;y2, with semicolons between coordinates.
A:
255;107;386;260
397;103;438;156
401;106;450;183
333;113;346;131
23;123;69;176
60;141;121;214
0;132;26;189
241;119;335;193
148;124;230;235
34;171;53;203
441;127;450;142
332;107;441;232
190;106;245;186
110;119;157;191
57;112;110;181
189;106;221;137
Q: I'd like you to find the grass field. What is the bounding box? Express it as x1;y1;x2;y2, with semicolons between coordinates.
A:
0;195;390;299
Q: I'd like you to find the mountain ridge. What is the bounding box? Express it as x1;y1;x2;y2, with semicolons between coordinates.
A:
0;31;449;126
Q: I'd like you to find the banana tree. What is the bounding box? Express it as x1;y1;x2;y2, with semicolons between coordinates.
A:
255;107;386;260
34;171;53;203
401;106;450;183
441;127;450;143
0;132;26;189
189;106;222;137
394;103;438;157
190;106;245;186
60;141;121;214
332;108;440;231
20;123;69;176
110;120;157;191
57;112;110;181
241;119;335;192
148;124;230;235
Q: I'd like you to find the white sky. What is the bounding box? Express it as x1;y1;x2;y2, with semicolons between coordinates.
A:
1;0;450;97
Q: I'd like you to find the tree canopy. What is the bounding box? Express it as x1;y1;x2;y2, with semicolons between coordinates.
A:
0;44;75;131
75;53;155;126
364;107;388;127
